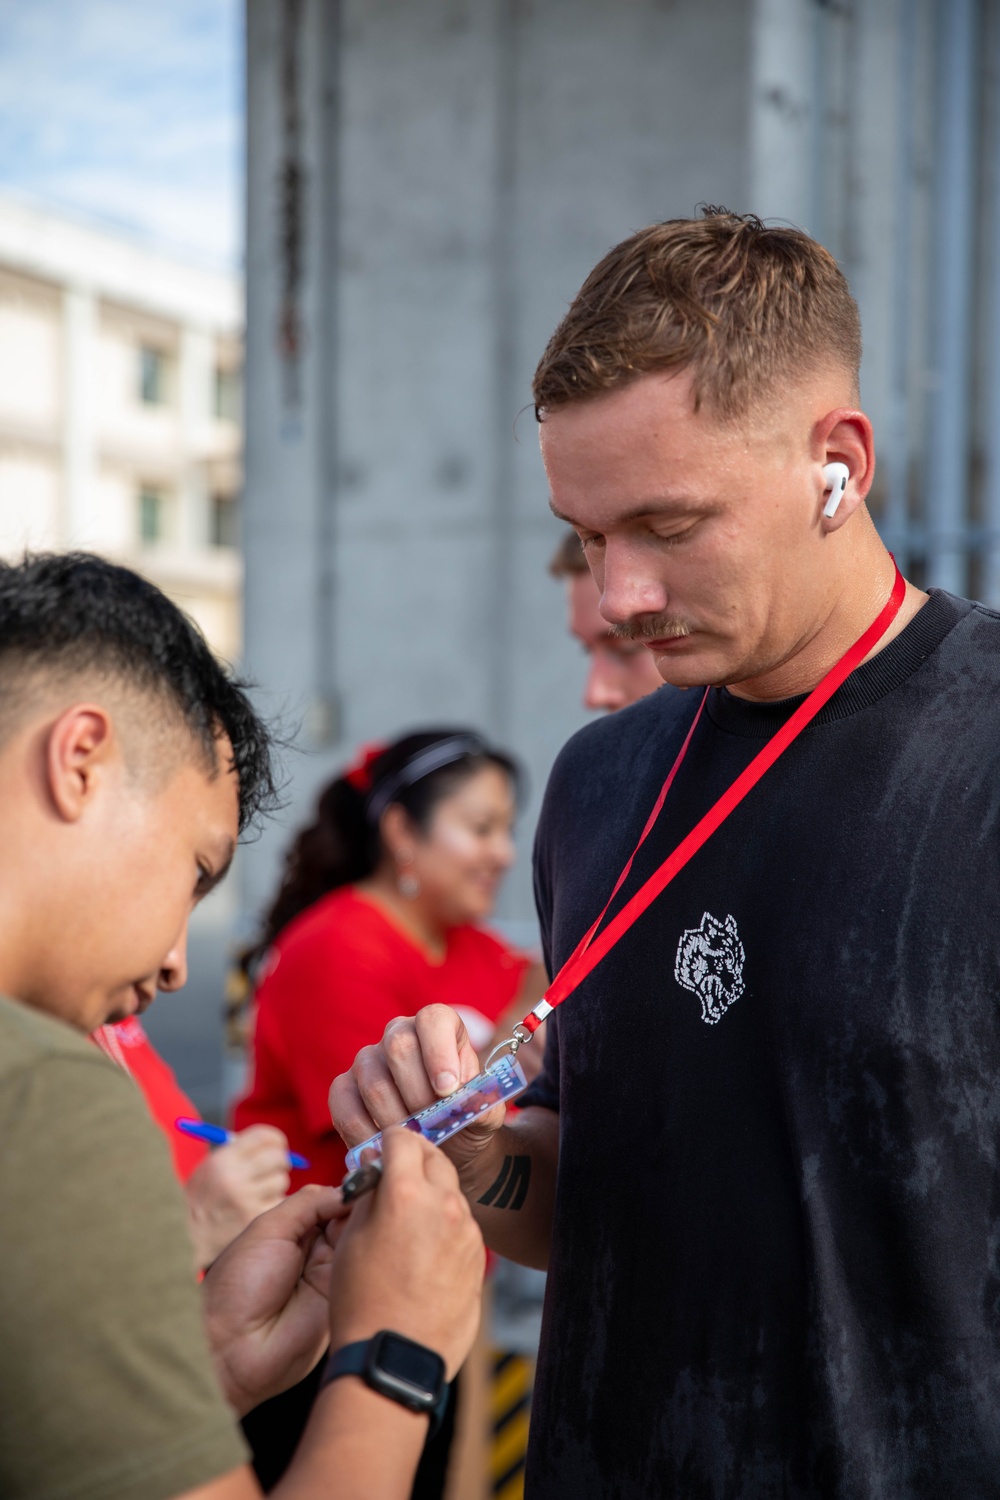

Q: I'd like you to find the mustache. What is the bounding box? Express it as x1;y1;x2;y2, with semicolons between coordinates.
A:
608;614;693;642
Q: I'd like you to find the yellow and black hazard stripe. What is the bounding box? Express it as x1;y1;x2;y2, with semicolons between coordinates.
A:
490;1349;533;1500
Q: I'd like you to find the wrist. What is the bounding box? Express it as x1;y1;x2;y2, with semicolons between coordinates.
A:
290;1378;430;1495
315;1372;431;1431
209;1346;257;1419
454;1124;512;1200
321;1330;449;1436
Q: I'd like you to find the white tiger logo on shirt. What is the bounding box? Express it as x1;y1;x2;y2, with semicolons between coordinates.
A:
674;911;745;1025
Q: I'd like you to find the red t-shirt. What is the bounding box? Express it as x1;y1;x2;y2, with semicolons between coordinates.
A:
92;1018;209;1183
232;887;531;1187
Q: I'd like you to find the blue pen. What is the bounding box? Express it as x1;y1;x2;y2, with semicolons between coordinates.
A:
175;1116;310;1170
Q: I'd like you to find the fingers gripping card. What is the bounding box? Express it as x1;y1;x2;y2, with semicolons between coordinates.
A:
344;1055;527;1170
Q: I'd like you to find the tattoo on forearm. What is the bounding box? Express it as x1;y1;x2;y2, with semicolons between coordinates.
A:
477;1155;531;1211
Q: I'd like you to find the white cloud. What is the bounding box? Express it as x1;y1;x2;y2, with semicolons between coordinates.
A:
0;0;242;266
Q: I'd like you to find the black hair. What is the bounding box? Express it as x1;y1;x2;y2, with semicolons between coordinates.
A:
0;552;278;834
253;727;520;957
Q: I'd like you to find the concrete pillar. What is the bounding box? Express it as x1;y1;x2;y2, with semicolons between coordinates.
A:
749;0;818;231
242;0;340;917
925;0;978;595
242;0;974;931
881;0;921;566
242;0;754;931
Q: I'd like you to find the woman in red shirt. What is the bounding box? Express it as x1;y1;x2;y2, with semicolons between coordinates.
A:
234;728;543;1495
233;728;544;1188
93;1018;291;1269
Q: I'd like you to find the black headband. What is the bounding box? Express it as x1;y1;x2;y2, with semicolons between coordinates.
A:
365;734;488;824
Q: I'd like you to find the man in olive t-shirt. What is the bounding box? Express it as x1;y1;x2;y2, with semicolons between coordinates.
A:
0;995;248;1497
0;553;486;1500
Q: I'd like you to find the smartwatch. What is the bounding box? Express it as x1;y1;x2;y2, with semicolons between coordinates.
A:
321;1330;449;1435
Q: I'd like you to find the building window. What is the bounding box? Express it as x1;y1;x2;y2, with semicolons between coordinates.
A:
138;487;168;546
139;346;168;405
214;366;241;423
210;492;239;549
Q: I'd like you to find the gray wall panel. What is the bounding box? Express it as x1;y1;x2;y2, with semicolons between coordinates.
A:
242;0;755;932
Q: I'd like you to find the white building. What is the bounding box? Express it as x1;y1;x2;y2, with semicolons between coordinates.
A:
0;193;244;662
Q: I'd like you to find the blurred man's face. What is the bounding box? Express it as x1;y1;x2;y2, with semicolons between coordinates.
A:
566;569;663;711
1;712;239;1033
541;369;841;694
86;745;239;1030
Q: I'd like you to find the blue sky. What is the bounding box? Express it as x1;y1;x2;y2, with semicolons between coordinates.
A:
0;0;242;267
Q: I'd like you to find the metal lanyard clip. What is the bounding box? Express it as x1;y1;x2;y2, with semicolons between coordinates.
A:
484;1022;534;1072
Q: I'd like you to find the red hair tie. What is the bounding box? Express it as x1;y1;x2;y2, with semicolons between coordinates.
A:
344;741;387;794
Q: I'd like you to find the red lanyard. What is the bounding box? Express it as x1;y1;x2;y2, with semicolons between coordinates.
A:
519;565;907;1036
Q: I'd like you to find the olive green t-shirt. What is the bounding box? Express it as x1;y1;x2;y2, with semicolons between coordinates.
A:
0;994;249;1500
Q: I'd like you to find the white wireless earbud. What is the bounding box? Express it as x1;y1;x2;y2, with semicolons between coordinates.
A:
822;462;850;519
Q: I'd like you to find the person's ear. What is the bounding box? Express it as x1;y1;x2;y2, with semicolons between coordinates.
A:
45;704;117;823
378;802;421;861
813;408;875;533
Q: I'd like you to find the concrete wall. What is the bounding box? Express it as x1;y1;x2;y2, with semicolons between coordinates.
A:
242;0;752;931
243;0;1000;934
750;0;1000;599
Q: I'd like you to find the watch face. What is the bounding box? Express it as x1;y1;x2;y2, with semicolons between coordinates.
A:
373;1331;444;1400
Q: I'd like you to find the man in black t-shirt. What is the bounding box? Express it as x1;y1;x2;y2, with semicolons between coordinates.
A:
333;211;1000;1497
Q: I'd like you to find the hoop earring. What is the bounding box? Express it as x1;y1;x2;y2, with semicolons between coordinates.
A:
396;851;420;900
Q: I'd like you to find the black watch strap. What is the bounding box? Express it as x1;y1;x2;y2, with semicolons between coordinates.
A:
323;1340;368;1379
321;1331;450;1437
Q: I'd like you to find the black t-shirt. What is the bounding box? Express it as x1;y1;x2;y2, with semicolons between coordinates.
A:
523;591;1000;1499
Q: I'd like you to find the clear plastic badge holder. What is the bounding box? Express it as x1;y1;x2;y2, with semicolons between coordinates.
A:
344;1053;528;1170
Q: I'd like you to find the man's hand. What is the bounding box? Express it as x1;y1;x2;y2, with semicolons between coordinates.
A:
329;1004;506;1178
186;1125;292;1268
203;1183;348;1417
326;1128;486;1378
193;1137;483;1495
330;1005;556;1274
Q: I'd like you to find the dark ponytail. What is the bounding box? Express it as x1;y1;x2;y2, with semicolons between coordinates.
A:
253;777;378;957
247;727;520;965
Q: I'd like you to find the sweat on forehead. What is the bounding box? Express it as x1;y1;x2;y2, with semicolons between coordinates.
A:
0;552;278;834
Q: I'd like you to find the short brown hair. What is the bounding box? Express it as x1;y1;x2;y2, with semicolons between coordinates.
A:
548;529;589;578
533;209;861;421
